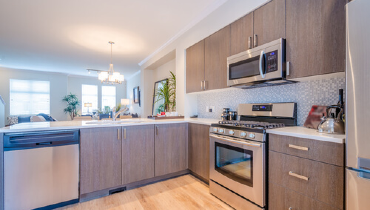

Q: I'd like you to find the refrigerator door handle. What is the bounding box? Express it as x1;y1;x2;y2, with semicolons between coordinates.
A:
348;167;370;180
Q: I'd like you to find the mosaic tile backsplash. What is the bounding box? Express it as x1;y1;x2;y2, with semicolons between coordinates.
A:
197;76;346;126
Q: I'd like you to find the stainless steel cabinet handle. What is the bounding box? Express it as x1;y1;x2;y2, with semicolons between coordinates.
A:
201;81;203;90
289;171;309;181
203;81;207;90
286;61;290;76
288;144;309;151
248;36;252;49
155;126;158;135
254;34;258;47
123;128;126;140
117;128;121;140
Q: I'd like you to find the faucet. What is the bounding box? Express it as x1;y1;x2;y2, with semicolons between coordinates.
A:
112;107;129;121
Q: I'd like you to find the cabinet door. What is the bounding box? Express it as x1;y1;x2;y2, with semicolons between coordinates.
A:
80;127;122;195
155;123;188;176
122;125;155;185
188;124;210;182
230;13;254;55
253;0;285;47
286;0;346;79
186;40;205;93
205;26;230;90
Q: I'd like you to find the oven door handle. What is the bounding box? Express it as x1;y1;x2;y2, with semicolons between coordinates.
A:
210;134;261;148
259;50;265;78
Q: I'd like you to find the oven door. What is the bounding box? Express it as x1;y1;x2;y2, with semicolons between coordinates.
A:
210;134;265;207
227;38;284;87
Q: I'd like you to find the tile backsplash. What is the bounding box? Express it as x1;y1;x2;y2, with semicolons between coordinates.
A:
197;76;345;126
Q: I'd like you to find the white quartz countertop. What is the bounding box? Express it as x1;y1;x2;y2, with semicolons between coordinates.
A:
266;126;345;144
0;118;219;133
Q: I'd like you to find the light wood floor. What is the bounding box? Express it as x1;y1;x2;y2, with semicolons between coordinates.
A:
59;175;233;210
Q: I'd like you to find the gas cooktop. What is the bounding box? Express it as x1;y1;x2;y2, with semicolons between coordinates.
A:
218;120;286;129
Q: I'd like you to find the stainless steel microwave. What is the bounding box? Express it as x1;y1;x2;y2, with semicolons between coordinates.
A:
227;38;288;88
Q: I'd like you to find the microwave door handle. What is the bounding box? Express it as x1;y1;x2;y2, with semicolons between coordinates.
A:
259;50;265;78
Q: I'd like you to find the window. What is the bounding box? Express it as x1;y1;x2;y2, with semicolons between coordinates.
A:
10;79;50;115
82;85;98;115
102;86;116;110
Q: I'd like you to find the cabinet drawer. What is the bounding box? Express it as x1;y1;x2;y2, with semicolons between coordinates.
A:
269;151;344;209
269;182;340;210
269;134;344;166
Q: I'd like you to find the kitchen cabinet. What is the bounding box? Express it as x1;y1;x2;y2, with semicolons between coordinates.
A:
122;125;155;185
155;123;188;176
230;13;254;55
186;40;205;93
285;0;346;79
204;25;230;91
268;134;344;210
80;127;122;195
188;124;210;182
253;0;285;47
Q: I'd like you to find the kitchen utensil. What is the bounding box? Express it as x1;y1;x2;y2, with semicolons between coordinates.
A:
318;105;345;134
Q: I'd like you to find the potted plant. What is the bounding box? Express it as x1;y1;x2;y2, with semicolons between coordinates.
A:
154;71;176;113
62;93;80;120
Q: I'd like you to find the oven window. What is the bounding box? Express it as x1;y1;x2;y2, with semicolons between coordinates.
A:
229;56;262;80
215;142;253;187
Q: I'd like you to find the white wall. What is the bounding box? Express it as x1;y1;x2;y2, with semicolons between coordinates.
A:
0;67;69;121
140;0;268;117
126;71;142;116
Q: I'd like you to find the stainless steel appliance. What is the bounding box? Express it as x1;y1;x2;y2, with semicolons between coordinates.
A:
4;130;80;210
209;102;297;210
346;0;370;209
227;38;294;88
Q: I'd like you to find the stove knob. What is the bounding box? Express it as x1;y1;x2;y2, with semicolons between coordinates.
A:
218;128;224;133
213;128;218;132
229;130;235;135
240;132;247;137
249;133;255;139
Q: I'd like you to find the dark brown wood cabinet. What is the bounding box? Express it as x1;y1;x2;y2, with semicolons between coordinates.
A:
268;134;344;210
285;0;347;79
230;13;254;55
204;26;231;91
186;40;205;93
122;125;155;185
253;0;286;47
154;123;188;176
188;124;210;182
80;127;122;195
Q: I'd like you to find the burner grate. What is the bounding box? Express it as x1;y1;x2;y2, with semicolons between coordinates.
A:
219;120;285;129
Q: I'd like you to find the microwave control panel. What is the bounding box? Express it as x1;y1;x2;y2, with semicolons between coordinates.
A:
266;50;278;73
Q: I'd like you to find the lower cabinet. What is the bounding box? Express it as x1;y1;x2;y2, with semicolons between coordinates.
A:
80;127;122;195
154;123;188;177
188;124;210;182
122;125;155;185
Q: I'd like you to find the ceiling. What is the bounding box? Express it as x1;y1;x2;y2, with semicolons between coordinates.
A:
0;0;220;78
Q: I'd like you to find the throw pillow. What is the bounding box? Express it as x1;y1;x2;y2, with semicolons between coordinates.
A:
37;113;56;121
30;116;46;122
7;116;18;125
18;116;31;123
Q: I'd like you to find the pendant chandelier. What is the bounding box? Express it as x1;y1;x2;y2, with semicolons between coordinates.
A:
87;41;124;84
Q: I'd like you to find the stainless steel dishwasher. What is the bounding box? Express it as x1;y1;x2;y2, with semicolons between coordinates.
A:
4;130;80;210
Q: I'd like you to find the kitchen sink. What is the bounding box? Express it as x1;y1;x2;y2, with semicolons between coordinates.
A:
85;120;143;125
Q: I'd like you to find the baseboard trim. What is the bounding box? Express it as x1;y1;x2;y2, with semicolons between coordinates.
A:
80;169;190;202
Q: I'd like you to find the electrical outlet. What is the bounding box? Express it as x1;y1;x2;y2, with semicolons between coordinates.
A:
209;106;215;113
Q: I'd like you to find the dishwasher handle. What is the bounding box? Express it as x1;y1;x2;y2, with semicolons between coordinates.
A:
4;130;79;150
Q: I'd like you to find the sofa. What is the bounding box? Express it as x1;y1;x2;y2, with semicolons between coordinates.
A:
7;113;57;126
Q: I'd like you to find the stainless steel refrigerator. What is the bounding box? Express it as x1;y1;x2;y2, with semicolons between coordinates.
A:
346;0;370;209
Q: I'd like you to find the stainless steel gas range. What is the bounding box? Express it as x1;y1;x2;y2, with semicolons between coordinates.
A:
209;103;297;210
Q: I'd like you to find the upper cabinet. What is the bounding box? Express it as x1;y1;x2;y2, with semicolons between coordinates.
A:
285;0;347;79
253;0;286;47
186;40;205;93
185;0;346;93
230;13;254;55
204;26;231;91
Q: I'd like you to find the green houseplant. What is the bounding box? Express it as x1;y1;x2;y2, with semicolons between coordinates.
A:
154;71;176;112
62;93;80;120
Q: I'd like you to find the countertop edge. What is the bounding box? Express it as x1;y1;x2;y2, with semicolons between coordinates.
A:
266;128;345;144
